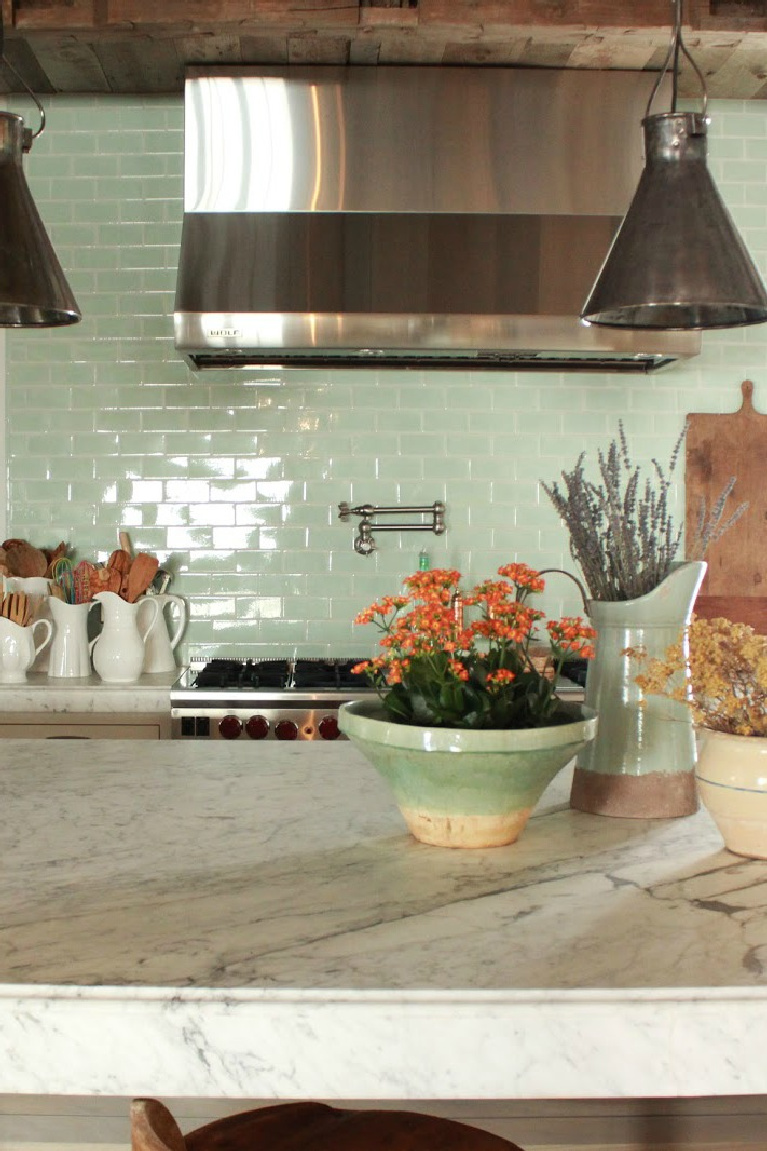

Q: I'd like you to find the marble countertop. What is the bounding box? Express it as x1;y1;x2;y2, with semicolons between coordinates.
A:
2;738;767;1101
0;670;178;713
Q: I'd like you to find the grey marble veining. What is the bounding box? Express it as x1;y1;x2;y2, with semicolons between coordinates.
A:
0;670;177;713
2;739;767;1100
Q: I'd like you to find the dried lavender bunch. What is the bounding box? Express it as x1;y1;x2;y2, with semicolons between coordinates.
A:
687;476;749;561
542;422;743;602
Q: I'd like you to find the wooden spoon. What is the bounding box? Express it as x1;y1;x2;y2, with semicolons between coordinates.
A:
125;553;159;602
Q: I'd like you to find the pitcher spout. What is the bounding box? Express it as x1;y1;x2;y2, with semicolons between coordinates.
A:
587;561;707;627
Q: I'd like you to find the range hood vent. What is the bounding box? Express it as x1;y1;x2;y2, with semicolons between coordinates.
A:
174;66;700;373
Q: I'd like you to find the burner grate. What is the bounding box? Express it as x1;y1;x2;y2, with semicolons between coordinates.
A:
190;657;368;692
292;659;365;690
193;658;291;690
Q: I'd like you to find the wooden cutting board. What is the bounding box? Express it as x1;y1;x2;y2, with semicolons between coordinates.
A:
685;379;767;632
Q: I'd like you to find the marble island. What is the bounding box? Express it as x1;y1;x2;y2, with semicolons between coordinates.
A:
2;737;767;1103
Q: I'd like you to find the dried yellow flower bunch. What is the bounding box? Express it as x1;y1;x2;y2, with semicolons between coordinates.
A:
631;617;767;737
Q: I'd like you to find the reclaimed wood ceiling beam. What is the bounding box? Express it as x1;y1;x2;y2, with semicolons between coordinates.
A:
1;1;766;96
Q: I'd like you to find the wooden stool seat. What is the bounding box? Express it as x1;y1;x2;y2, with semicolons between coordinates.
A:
132;1098;527;1151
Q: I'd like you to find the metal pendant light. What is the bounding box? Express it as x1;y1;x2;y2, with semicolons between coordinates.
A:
0;18;80;327
582;0;767;331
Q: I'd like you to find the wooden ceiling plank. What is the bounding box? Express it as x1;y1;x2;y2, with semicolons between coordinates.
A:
417;1;675;30
287;33;351;63
359;7;418;26
675;42;742;92
377;30;447;62
517;39;582;68
349;32;382;62
174;32;242;68
25;33;111;92
698;40;767;98
6;1;767;98
1;37;55;92
566;33;658;70
106;2;359;30
94;33;185;93
238;34;289;63
12;1;98;32
441;37;531;63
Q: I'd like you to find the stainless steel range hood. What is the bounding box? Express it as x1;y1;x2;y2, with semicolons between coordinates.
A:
174;66;700;372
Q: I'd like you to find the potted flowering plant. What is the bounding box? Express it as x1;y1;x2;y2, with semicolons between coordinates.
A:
350;564;596;729
339;563;598;850
630;617;767;858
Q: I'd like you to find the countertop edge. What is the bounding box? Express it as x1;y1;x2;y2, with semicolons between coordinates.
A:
1;986;765;1099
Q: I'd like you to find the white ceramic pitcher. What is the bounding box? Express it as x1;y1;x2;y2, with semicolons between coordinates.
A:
0;617;52;683
3;577;53;672
90;591;159;684
48;598;98;678
142;593;187;674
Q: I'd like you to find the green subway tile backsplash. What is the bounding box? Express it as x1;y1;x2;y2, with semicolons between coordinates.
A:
3;94;767;658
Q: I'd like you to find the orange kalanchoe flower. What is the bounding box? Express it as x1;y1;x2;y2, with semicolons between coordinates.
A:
352;561;596;730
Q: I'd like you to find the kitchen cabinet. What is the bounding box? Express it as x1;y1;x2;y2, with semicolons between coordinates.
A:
0;671;176;737
0;716;166;738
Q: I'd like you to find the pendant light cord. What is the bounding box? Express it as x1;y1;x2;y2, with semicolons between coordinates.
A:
0;6;45;146
646;0;708;120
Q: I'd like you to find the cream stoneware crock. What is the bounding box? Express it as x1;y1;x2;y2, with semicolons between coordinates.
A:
695;729;767;860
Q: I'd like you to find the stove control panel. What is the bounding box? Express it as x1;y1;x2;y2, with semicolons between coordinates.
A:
171;707;348;741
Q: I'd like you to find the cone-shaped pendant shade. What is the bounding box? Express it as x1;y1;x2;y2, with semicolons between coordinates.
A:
582;112;767;330
0;111;80;326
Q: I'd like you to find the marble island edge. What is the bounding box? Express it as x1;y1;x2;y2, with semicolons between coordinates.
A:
2;739;767;1100
0;671;178;715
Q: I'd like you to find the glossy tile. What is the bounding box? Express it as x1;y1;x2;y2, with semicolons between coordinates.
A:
4;95;767;657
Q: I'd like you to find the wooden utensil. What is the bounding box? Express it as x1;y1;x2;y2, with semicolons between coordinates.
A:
44;541;67;577
5;541;48;578
1;592;28;625
685;379;767;631
73;561;98;605
107;548;131;574
125;552;159;602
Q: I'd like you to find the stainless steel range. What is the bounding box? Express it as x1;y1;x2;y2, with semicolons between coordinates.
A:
171;657;375;741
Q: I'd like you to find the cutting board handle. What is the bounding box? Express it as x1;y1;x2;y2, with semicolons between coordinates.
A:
739;379;755;412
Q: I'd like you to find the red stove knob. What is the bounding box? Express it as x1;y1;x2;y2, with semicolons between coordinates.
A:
246;714;270;740
219;714;243;740
275;719;299;741
318;714;340;740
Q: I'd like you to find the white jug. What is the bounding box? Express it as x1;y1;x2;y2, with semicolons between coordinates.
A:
90;591;159;684
3;577;53;672
48;598;98;678
3;576;51;595
142;593;187;674
0;617;52;683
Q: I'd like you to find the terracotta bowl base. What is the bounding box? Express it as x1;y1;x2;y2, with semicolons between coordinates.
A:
399;806;532;849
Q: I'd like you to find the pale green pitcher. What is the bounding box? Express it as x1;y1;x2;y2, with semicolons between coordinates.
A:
571;560;706;819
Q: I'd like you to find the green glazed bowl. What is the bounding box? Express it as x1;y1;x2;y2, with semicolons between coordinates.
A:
339;698;597;848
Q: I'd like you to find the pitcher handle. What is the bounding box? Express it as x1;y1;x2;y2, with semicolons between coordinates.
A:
137;596;160;642
31;617;52;657
88;597;103;653
165;595;187;650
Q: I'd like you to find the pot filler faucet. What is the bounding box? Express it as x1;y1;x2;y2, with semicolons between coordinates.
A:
338;501;446;555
